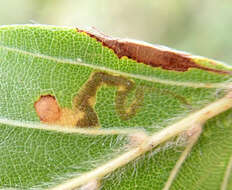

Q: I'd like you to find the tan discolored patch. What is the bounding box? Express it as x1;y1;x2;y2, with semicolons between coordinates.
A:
118;85;127;91
34;95;61;123
56;108;85;127
77;28;231;74
88;96;96;107
34;95;84;127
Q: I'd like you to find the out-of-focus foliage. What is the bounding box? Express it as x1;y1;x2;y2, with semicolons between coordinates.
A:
0;0;232;63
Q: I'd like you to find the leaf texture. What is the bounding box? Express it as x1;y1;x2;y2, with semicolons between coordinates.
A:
0;25;232;189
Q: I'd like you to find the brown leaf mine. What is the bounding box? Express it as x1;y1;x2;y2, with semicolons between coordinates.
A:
34;95;84;127
73;71;144;127
34;71;143;128
34;72;190;128
34;95;61;123
77;28;231;74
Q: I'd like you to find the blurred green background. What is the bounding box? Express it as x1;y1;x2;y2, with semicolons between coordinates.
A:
0;0;231;63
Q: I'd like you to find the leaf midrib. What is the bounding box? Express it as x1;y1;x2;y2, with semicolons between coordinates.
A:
49;91;232;189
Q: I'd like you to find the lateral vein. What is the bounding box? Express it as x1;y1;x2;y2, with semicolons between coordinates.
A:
162;124;202;190
0;117;141;135
0;45;230;89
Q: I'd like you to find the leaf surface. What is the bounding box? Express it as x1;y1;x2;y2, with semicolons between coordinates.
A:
0;25;232;189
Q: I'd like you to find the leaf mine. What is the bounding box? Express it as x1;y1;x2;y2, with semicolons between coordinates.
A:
2;25;232;190
35;72;144;128
34;95;61;123
73;71;144;127
77;28;231;74
34;95;84;127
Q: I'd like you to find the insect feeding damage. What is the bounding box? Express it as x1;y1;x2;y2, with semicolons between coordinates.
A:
34;95;61;123
34;72;191;128
77;28;230;74
34;72;144;128
34;95;84;127
73;71;144;127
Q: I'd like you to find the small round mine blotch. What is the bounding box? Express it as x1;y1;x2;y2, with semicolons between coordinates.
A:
34;95;61;123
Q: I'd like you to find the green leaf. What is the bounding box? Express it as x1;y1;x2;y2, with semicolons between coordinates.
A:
0;25;232;189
